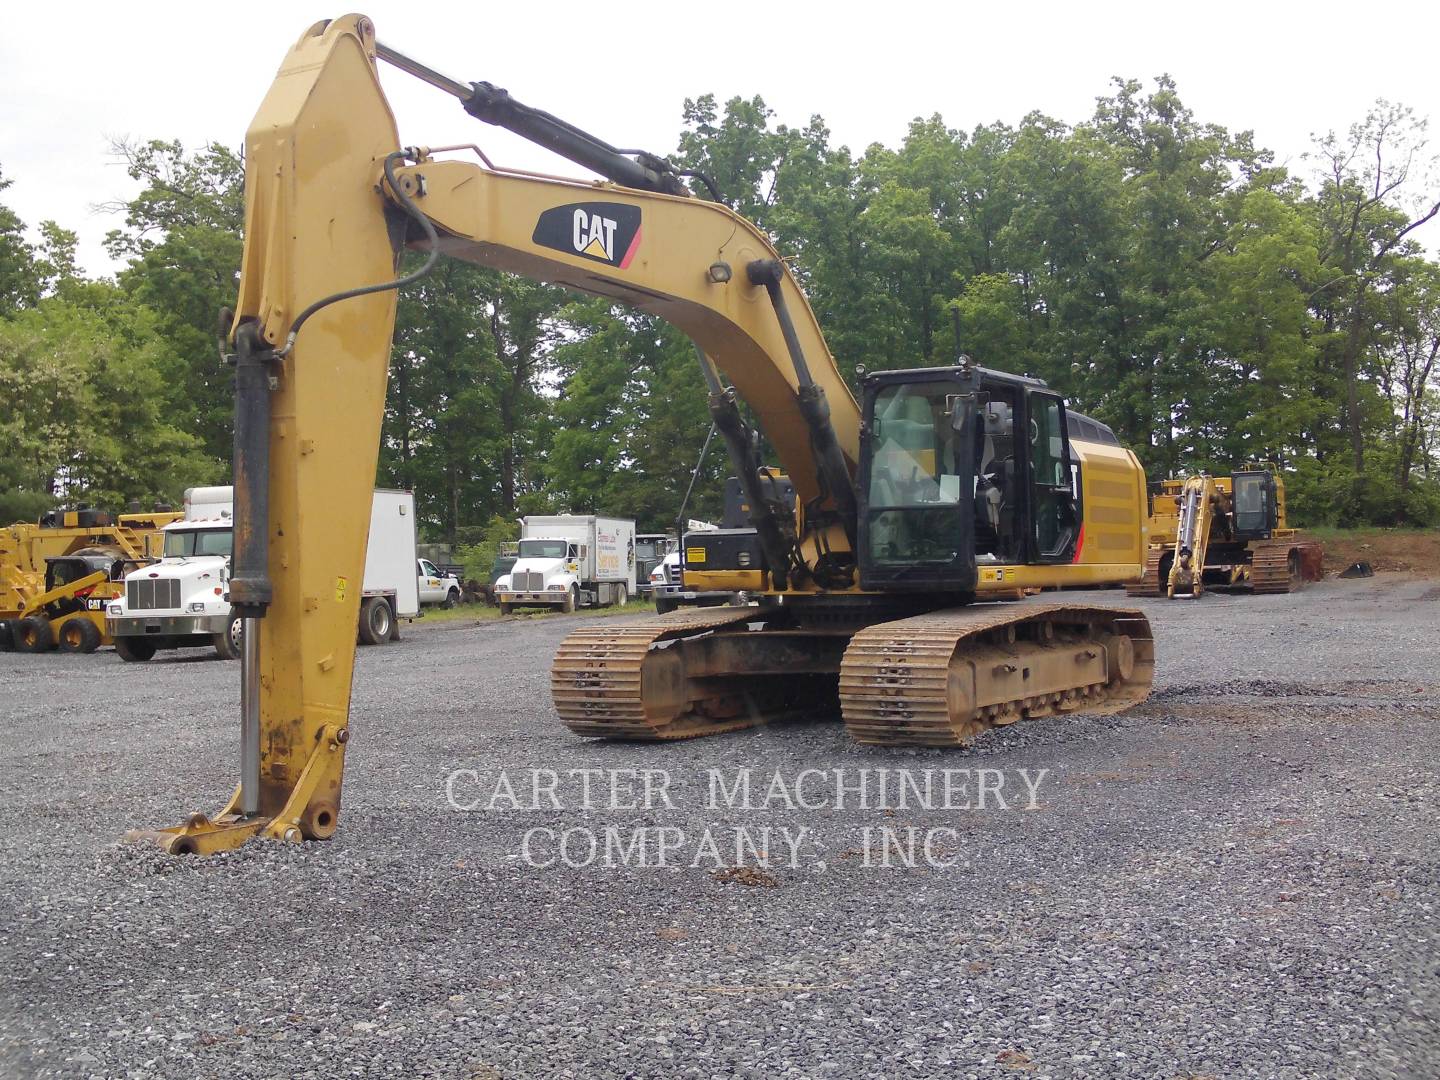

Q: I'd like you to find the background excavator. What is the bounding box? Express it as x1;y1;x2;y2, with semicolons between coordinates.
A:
134;16;1156;855
1126;464;1324;598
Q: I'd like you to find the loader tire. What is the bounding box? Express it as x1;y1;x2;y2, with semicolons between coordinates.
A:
358;597;392;645
57;618;102;654
213;616;243;660
15;616;55;653
114;637;157;662
0;621;13;651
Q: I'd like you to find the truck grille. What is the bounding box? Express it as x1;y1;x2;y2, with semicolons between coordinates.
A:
127;578;180;611
514;571;544;591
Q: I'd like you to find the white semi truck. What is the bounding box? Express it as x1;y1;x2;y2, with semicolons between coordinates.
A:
497;514;636;614
106;487;421;661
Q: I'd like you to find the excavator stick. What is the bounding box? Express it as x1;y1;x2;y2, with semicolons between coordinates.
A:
128;16;402;855
1167;475;1215;598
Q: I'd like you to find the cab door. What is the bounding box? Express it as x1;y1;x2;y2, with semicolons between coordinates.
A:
417;559;443;603
1026;392;1079;562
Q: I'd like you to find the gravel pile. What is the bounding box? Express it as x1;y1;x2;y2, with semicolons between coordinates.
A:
2;575;1437;1078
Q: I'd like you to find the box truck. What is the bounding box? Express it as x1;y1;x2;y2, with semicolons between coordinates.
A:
497;515;636;613
106;487;421;660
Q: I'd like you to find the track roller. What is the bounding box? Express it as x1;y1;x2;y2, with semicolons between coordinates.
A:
839;604;1154;746
551;607;845;740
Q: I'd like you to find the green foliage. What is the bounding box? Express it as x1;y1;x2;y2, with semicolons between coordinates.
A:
105;140;245;464
0;292;219;514
456;515;521;583
0;166;38;316
6;81;1440;538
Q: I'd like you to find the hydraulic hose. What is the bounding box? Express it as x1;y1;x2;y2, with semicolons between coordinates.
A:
275;149;440;358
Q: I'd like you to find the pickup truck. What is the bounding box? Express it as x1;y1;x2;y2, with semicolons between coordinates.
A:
417;558;463;607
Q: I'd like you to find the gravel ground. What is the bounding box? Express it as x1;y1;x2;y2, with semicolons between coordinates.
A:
1;574;1438;1079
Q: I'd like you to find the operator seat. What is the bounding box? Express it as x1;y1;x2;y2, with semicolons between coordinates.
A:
979;400;1016;557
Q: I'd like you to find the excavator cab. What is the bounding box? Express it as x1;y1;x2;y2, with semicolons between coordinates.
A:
857;366;1079;593
1230;468;1278;540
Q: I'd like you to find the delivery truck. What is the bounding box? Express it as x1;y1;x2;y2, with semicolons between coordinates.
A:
106;487;421;660
497;514;636;613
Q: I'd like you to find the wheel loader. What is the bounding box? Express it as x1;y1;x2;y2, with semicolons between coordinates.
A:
130;17;1157;855
1127;464;1323;598
0;509;180;654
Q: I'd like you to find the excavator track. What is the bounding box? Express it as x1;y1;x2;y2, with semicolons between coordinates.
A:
1250;540;1323;594
552;607;842;740
1125;547;1167;597
839;604;1155;747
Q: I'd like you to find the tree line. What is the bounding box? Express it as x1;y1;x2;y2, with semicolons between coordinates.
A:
2;77;1438;536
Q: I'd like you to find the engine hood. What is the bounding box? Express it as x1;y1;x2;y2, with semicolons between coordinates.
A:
126;556;228;583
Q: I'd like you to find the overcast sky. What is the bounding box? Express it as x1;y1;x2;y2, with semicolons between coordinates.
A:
3;0;1437;277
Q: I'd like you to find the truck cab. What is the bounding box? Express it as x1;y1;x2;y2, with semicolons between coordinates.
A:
416;558;462;607
106;489;241;662
501;536;584;613
633;533;672;596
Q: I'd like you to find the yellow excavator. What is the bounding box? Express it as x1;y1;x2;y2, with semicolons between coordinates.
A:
1127;465;1323;598
132;16;1156;854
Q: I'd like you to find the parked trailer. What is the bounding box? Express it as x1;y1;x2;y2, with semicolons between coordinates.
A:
106;487;421;661
498;514;636;613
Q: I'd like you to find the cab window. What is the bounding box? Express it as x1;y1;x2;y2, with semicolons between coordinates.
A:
164;528;233;558
1029;395;1077;560
518;539;567;559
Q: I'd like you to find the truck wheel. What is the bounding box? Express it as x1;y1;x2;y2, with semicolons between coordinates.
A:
562;585;578;614
614;583;628;607
114;637;157;662
0;621;13;652
444;588;460;609
15;616;56;653
57;618;102;654
359;596;392;645
213;616;244;660
499;603;513;615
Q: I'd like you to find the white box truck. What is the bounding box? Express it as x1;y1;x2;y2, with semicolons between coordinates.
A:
498;514;636;613
106;486;421;660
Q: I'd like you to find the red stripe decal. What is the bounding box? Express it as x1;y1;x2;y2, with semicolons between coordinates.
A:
619;226;642;269
1072;522;1085;564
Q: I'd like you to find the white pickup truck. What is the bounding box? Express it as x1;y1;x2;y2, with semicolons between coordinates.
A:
417;558;462;607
